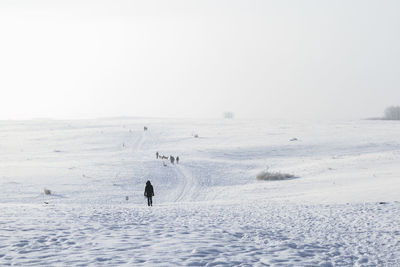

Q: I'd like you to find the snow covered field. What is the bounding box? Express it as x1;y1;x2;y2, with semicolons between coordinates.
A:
1;118;400;266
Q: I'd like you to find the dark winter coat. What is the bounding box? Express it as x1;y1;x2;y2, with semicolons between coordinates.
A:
144;182;154;197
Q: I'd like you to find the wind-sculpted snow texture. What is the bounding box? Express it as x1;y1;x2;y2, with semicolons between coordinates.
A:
1;202;399;266
1;118;400;265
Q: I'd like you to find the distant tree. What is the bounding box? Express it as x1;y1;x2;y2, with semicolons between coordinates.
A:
223;112;234;119
384;106;400;120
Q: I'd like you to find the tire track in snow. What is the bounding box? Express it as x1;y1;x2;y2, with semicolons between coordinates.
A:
127;131;147;194
131;131;146;153
173;165;198;202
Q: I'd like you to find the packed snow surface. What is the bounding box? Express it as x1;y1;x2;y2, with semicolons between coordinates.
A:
1;118;400;266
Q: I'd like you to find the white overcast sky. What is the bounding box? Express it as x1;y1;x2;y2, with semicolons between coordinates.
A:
1;0;399;120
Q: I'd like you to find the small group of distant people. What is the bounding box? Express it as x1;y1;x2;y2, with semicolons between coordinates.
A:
143;149;184;206
145;151;181;206
156;151;179;165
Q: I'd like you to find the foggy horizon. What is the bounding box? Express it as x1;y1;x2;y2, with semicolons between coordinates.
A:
1;0;399;121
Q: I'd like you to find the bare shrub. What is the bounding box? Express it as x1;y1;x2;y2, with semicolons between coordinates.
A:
256;170;295;181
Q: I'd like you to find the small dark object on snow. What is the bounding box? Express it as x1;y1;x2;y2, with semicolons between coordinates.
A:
44;188;51;195
290;138;298;141
194;134;199;138
379;202;388;205
144;126;148;131
176;156;179;164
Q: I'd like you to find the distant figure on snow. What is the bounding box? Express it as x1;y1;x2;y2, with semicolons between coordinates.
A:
156;151;159;159
144;180;154;206
170;155;175;164
176;156;179;164
144;126;148;131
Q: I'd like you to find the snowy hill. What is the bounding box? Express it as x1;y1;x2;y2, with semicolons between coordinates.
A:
1;118;399;265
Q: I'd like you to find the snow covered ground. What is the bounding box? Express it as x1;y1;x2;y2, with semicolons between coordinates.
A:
1;118;399;266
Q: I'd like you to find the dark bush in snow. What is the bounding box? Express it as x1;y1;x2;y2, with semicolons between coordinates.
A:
384;106;400;120
256;170;295;181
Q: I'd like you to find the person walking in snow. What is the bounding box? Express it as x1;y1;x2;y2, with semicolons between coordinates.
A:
156;151;159;159
144;180;154;206
176;156;179;164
